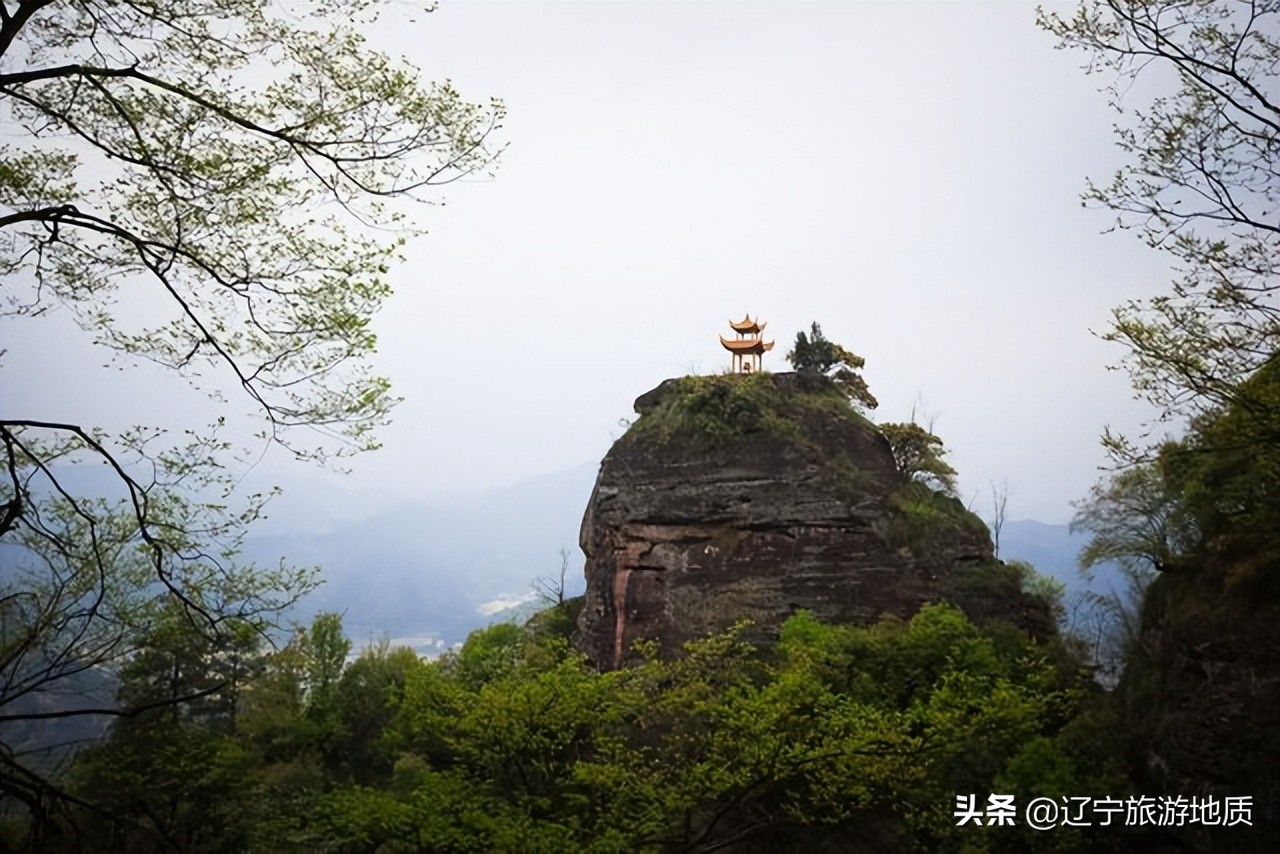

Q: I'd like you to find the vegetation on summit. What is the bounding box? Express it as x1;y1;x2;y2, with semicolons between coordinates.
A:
787;322;879;412
622;371;861;443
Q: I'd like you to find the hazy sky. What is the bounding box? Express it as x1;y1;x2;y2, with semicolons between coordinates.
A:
8;1;1178;526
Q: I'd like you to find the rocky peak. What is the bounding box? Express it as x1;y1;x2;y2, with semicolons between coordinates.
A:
576;371;1050;669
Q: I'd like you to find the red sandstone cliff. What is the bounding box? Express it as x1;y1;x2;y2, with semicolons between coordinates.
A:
576;372;1052;669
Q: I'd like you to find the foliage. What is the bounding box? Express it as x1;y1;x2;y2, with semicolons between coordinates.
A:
300;612;351;721
58;610;272;852
331;642;422;786
625;372;857;444
1011;559;1067;620
1071;460;1195;576
0;481;315;821
881;480;992;557
0;0;501;823
1067;361;1280;840
1159;355;1280;562
1074;356;1279;578
786;322;879;412
1047;11;1280;798
1069;366;1278;679
879;420;959;493
1039;0;1279;430
70;724;259;852
384;606;1080;852
0;0;503;456
21;602;1109;852
524;595;584;645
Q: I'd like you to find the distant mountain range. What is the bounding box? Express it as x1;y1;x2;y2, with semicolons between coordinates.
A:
997;518;1122;598
244;464;1119;652
244;463;600;652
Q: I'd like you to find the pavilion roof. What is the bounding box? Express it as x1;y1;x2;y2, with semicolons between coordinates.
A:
719;335;775;354
728;315;766;334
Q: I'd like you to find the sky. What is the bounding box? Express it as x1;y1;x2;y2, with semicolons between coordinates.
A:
5;1;1179;527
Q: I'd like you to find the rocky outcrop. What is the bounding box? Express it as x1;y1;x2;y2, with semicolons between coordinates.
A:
1121;559;1280;852
576;372;1050;669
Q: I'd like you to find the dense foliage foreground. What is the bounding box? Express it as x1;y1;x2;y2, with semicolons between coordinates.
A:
5;597;1158;853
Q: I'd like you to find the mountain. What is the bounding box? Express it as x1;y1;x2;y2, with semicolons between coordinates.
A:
576;372;1057;666
998;517;1123;599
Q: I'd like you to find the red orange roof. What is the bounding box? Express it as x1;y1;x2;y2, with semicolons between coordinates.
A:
719;335;776;354
728;315;766;334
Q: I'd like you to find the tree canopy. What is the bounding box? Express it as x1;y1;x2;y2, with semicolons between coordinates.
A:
786;322;878;412
1047;0;1278;576
879;421;959;494
26;606;1111;853
0;0;502;823
1044;6;1279;833
1039;0;1278;432
1070;459;1194;576
1;0;502;456
1072;356;1280;581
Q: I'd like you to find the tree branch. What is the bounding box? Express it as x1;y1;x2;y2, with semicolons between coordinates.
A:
0;680;226;724
0;0;54;60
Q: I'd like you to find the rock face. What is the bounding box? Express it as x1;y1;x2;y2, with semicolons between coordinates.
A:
1123;561;1280;852
577;372;1048;669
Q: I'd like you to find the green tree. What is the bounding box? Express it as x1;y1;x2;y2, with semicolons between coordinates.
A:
348;608;1078;852
0;0;501;825
786;322;878;411
1038;0;1278;431
113;602;265;733
330;642;422;785
59;608;270;852
1069;456;1192;685
1069;358;1279;716
1071;460;1195;576
38;605;1090;852
0;500;311;831
69;721;259;853
878;421;959;493
1159;357;1280;555
1071;357;1279;637
301;612;351;722
1045;1;1279;736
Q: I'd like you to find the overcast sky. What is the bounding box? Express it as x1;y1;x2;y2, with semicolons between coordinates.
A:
8;1;1178;526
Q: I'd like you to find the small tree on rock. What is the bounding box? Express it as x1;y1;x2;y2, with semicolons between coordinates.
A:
787;322;878;412
879;421;958;494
